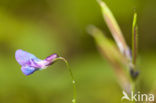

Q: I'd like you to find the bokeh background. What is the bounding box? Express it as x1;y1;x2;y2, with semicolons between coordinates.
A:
0;0;156;103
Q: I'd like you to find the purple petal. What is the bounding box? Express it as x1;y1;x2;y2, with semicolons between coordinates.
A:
21;66;38;75
15;49;40;66
44;54;58;66
15;49;59;75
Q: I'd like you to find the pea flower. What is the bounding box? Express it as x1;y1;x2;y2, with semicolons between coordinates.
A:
15;49;58;75
15;49;77;103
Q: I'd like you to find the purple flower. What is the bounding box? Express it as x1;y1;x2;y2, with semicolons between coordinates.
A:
15;49;58;75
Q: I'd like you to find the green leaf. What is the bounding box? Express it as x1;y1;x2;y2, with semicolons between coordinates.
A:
87;25;124;64
87;25;131;92
97;0;130;59
87;25;130;68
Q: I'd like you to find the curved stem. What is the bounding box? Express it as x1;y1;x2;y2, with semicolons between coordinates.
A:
53;57;77;103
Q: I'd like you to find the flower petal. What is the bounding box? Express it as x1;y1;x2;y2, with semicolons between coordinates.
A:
21;66;38;75
43;54;58;66
15;49;40;66
45;54;58;61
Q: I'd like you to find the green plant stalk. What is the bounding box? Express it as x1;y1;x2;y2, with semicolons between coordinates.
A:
131;13;138;103
132;13;138;66
129;72;136;103
53;57;77;103
132;81;136;103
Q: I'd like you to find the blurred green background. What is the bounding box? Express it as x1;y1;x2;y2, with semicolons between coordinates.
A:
0;0;156;103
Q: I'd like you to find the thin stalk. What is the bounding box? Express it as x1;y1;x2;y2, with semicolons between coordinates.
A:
132;13;138;66
131;79;136;103
53;57;77;103
131;12;138;103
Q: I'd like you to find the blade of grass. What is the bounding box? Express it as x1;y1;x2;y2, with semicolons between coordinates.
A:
87;25;131;92
87;25;126;64
97;0;131;60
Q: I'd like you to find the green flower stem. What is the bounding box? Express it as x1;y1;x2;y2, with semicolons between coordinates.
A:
53;57;77;103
